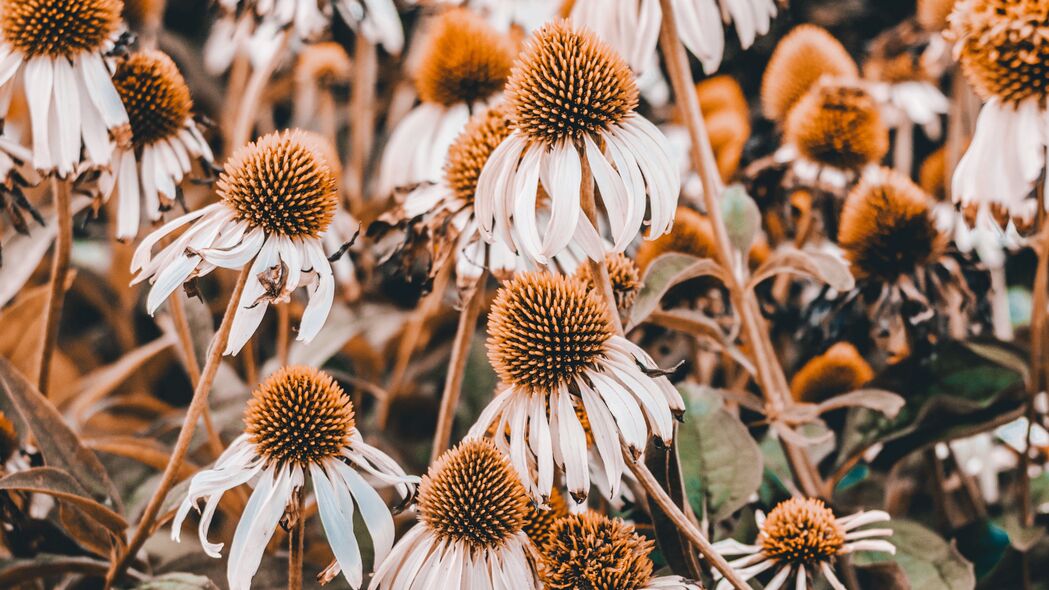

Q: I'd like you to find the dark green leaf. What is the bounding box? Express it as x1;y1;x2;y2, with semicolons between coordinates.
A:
852;520;975;590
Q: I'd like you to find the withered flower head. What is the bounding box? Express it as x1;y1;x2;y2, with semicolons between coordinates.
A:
218;129;338;239
244;366;355;468
949;0;1049;105
445;104;514;204
761;24;859;122
839;169;945;282
417;438;530;552
759;498;847;566
538;512;654;590
416;8;514;107
522;486;570;549
575;253;642;311
112;50;194;149
635;206;719;272
488;271;613;392
507;19;639;146
785;81;889;171
1;0;122;58
790;342;874;404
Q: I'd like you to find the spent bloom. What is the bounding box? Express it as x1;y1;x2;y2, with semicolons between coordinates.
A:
0;0;130;176
470;271;685;504
713;498;894;590
477;20;680;266
131;130;340;355
171;366;417;590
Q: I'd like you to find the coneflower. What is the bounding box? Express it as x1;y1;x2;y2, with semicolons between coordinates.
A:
371;438;542;589
102;50;214;240
863;24;949;136
477;20;679;265
171;366;418;590
0;0;130;176
575;252;642;313
760;24;859;123
378;8;514;196
131;130;340;355
469;271;685;503
713;498;894;590
521;486;569;549
790;342;873;404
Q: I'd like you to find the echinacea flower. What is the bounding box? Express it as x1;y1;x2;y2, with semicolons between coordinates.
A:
131;129;339;355
539;512;700;590
101;50;214;240
863;23;949;136
371;438;542;590
948;0;1049;223
378;8;513;196
469;271;685;503
171;366;418;590
789;342;873;404
477;20;680;266
574;252;642;313
0;0;130;176
521;485;570;548
712;498;894;590
760;24;859;123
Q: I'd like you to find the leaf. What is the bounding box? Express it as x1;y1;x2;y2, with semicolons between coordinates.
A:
0;356;123;512
627;253;728;331
816;389;906;417
86;436;198;480
0;554;146;586
855;561;911;589
134;573;221;590
852;520;975;590
65;335;176;419
676;384;763;522
643;437;703;580
0;468;128;536
746;247;855;292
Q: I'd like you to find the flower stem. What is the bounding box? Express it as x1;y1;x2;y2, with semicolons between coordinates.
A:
277;301;290;366
347;34;378;214
579;154;624;333
288;489;305;590
106;266;252;588
37;177;72;397
431;271;488;463
168;292;226;460
230;29;292;151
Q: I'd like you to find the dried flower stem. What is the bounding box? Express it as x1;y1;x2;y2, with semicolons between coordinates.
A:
893;121;914;177
430;270;488;463
37;177;72;397
231;29;292;151
288;489;305;590
106;266;252;588
579;156;624;333
277;301;290;366
656;0;822;498
347;35;378;213
168;292;225;459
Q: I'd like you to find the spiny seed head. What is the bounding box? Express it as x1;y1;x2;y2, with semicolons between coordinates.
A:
522;487;570;548
636;206;719;273
296;129;343;180
948;0;1049;105
760;498;846;566
445;104;514;203
0;410;17;461
1;0;122;58
574;253;642;311
918;0;957;31
785;81;889;171
790;342;874;404
244;366;356;468
538;512;655;590
218;129;338;238
919;146;947;201
416;8;514;107
112;51;193;148
761;24;859;122
507;19;639;146
487;271;613;392
839;169;945;282
418;439;529;551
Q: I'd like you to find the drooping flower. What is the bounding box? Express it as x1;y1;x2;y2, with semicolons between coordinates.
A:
131;129;340;355
171;366;418;590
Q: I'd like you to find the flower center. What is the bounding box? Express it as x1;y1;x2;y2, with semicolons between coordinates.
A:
218;129;338;238
760;498;847;566
785;81;888;171
418;439;529;551
790;342;874;404
538;512;654;590
112;51;193;148
487;271;613;392
0;0;121;58
244;366;355;467
761;24;859;122
507;20;638;146
575;253;641;312
522;486;570;549
445;104;514;203
416;9;513;107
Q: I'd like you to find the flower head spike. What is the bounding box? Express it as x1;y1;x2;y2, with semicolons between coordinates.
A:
477;19;680;267
713;498;894;590
522;485;570;548
761;24;859;122
948;0;1049;223
131;129;340;355
100;50;214;240
469;271;685;504
171;366;418;590
377;8;514;196
0;0;130;176
372;438;542;589
575;252;642;312
539;512;701;590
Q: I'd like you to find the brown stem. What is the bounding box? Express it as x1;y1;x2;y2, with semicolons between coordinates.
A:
277;301;290;367
230;29;292;152
288;489;305;590
168;292;225;460
430;271;488;463
347;35;378;213
106;266;252;588
578;155;624;333
37;177;73;397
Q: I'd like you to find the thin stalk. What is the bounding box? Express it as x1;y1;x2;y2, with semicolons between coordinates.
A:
168;292;225;459
277;302;290;366
106;266;252;588
37;177;73;397
430;271;488;463
230;29;292;151
347;35;378;213
579;156;624;333
288;490;305;590
893;121;914;178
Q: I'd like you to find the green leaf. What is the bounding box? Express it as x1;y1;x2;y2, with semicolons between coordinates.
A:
134;573;220;590
626;253;727;331
676;384;763;522
853;520;975;590
643;437;703;580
